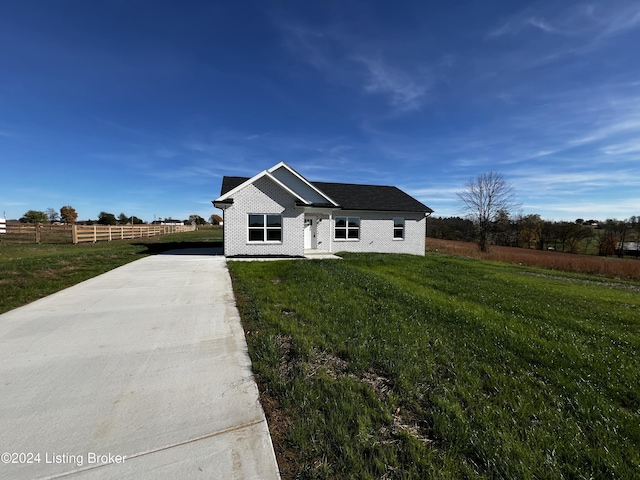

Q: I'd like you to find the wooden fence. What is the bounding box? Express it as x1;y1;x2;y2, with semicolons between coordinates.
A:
0;222;195;244
72;224;195;244
2;223;74;243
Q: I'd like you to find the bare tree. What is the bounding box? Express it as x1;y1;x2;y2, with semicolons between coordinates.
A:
46;208;60;224
457;171;517;252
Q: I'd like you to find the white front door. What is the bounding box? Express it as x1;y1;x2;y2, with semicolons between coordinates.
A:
304;218;316;249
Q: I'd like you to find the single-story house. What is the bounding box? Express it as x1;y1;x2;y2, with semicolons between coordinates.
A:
212;162;433;257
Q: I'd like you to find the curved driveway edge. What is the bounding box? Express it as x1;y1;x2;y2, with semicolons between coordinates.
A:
0;249;280;479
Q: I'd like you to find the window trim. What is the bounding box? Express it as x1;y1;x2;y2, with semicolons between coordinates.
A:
393;217;405;240
247;213;283;244
334;216;360;241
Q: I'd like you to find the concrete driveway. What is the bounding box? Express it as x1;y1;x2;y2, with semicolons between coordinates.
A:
0;249;280;479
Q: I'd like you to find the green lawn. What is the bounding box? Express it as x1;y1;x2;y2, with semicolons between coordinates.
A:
0;227;222;314
229;253;640;479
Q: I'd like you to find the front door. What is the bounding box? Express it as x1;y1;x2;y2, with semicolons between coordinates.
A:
304;218;316;249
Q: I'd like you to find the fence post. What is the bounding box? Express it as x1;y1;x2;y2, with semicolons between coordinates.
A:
93;225;97;243
72;225;78;244
35;223;41;244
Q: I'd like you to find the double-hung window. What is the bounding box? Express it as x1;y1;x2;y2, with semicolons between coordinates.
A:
393;217;405;240
335;217;360;240
248;214;282;242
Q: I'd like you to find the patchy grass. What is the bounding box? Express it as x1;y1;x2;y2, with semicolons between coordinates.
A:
0;227;222;314
427;238;640;281
229;253;640;479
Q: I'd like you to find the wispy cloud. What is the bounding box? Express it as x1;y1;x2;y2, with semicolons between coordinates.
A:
526;197;640;219
145;163;221;183
276;20;350;82
584;1;640;38
488;0;640;42
569;118;640;147
601;140;640;156
276;18;434;113
488;15;568;38
245;132;271;141
354;55;432;111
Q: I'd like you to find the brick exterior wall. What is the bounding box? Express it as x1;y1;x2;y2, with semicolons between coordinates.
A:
309;212;426;255
222;177;304;256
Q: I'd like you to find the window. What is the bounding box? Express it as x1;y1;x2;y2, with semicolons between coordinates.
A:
335;217;360;240
248;214;282;242
393;217;405;240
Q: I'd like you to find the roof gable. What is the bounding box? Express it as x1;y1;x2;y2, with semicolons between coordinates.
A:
268;163;338;205
214;162;338;207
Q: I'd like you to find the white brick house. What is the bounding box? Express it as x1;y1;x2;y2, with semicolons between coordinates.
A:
213;162;433;257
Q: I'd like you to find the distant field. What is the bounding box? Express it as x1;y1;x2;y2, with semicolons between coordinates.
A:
0;227;222;314
230;253;640;479
427;238;640;281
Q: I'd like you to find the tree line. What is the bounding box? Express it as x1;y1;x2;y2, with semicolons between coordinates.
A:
448;171;639;258
19;206;78;224
16;208;223;226
428;216;640;258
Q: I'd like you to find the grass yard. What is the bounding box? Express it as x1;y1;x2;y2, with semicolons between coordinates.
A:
0;226;222;314
229;253;640;479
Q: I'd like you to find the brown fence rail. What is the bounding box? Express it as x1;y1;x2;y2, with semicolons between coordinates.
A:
72;224;196;244
1;223;74;243
0;222;195;244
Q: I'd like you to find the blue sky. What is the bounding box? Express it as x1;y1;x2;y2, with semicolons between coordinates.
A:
1;1;639;223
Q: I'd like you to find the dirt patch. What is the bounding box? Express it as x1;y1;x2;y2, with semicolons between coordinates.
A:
275;334;299;380
34;265;81;280
262;340;435;477
306;349;348;379
305;349;431;448
260;393;297;480
361;370;392;398
391;409;432;446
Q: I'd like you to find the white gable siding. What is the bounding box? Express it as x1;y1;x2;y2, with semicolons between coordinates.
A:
223;177;304;257
269;166;329;204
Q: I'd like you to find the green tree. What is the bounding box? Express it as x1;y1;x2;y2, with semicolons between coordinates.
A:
60;206;78;224
493;209;517;246
20;210;48;223
517;214;543;249
457;171;518;252
189;214;206;225
98;211;117;225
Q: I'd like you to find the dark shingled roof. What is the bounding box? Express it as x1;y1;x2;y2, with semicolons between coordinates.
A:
220;176;251;196
218;176;433;213
312;182;431;212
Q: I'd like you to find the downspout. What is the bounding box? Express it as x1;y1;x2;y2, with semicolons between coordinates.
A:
222;209;226;256
329;212;333;253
